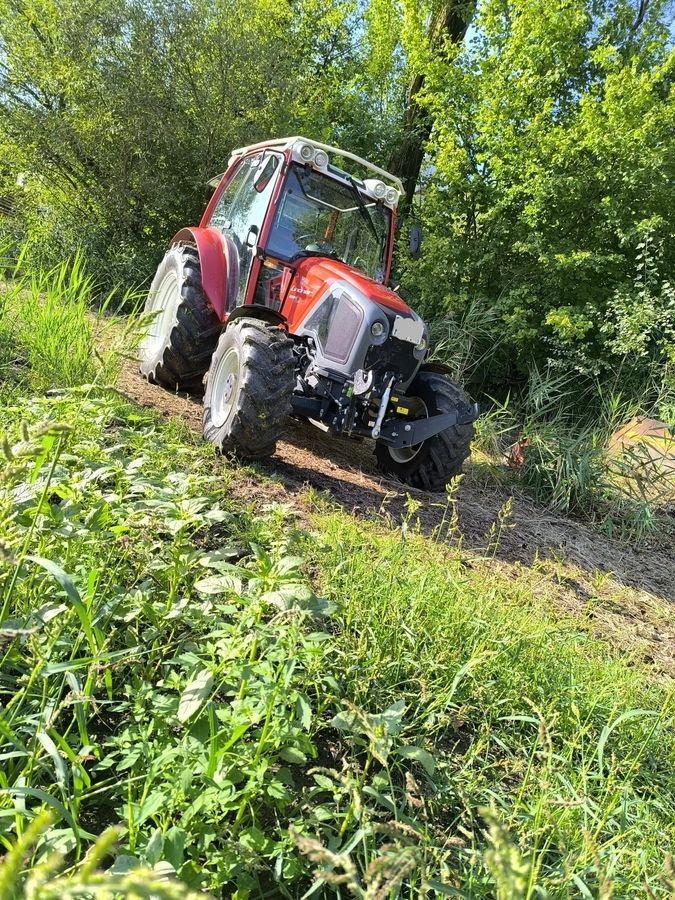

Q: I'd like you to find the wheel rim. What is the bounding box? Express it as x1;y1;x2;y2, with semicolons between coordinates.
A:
210;346;241;428
388;398;429;463
141;271;180;358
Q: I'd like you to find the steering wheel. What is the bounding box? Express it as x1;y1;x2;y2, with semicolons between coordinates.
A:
305;242;340;259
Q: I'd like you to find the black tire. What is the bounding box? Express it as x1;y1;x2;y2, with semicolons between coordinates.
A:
203;318;295;458
139;244;222;393
375;371;474;491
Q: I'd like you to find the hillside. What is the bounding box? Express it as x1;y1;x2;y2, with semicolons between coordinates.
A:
2;267;675;897
1;361;674;896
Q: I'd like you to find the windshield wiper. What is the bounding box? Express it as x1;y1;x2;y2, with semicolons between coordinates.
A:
347;176;380;244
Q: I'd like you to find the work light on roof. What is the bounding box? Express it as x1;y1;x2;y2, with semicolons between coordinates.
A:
313;149;329;168
362;178;399;207
299;142;314;162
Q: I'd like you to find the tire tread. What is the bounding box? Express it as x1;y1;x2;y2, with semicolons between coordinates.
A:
139;244;222;393
203;319;295;459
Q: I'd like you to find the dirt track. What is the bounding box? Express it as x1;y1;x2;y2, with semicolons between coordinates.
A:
118;360;675;601
118;359;675;675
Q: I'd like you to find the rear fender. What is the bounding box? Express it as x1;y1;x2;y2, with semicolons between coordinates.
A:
170;226;234;321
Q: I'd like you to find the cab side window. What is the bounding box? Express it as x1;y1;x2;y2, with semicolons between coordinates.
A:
209;152;282;304
209;161;250;235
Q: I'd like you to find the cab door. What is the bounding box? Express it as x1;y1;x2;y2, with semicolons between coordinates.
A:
207;151;283;309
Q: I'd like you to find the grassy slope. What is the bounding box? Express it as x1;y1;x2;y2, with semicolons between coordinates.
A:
309;510;675;894
1;277;674;898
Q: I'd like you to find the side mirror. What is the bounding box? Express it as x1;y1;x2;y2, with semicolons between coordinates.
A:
409;223;423;259
253;155;279;193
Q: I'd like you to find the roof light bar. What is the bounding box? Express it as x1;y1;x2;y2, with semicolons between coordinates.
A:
228;136;404;194
363;178;399;209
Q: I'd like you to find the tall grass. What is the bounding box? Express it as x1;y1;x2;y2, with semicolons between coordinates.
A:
427;299;507;387
308;506;675;896
470;367;675;540
0;247;141;394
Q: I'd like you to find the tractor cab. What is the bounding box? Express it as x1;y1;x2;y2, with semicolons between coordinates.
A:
199;138;401;318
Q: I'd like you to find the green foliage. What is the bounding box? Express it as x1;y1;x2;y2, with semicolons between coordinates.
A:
0;251;137;395
427;297;508;388
310;507;675;895
602;233;675;369
407;0;675;385
0;0;364;283
0;391;338;894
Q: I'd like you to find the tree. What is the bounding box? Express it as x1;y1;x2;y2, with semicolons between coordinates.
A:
405;0;675;385
389;0;477;208
0;0;361;282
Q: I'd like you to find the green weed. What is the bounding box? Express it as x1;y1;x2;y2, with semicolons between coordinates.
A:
0;391;343;895
307;508;675;896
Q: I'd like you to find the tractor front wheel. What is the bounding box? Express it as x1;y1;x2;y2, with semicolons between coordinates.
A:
203;318;295;458
375;371;474;491
139;244;222;393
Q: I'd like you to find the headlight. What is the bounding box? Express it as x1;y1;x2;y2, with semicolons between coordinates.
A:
385;187;399;206
299;143;314;162
372;181;386;199
415;334;427;351
371;321;386;337
314;149;329;168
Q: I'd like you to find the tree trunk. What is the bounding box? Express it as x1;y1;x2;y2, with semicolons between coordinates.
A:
389;2;476;210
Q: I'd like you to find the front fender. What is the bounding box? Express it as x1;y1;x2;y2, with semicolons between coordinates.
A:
419;361;455;376
170;226;234;320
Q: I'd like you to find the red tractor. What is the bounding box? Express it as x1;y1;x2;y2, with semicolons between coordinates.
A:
139;137;477;491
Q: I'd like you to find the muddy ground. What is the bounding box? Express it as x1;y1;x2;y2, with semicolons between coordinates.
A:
118;359;675;677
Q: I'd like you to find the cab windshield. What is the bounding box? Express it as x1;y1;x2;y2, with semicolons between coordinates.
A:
265;164;391;282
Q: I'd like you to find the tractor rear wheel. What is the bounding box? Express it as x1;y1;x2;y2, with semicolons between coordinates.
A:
139;244;222;393
375;371;473;491
203;318;295;458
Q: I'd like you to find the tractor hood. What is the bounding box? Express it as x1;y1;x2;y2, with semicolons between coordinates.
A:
289;257;413;318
